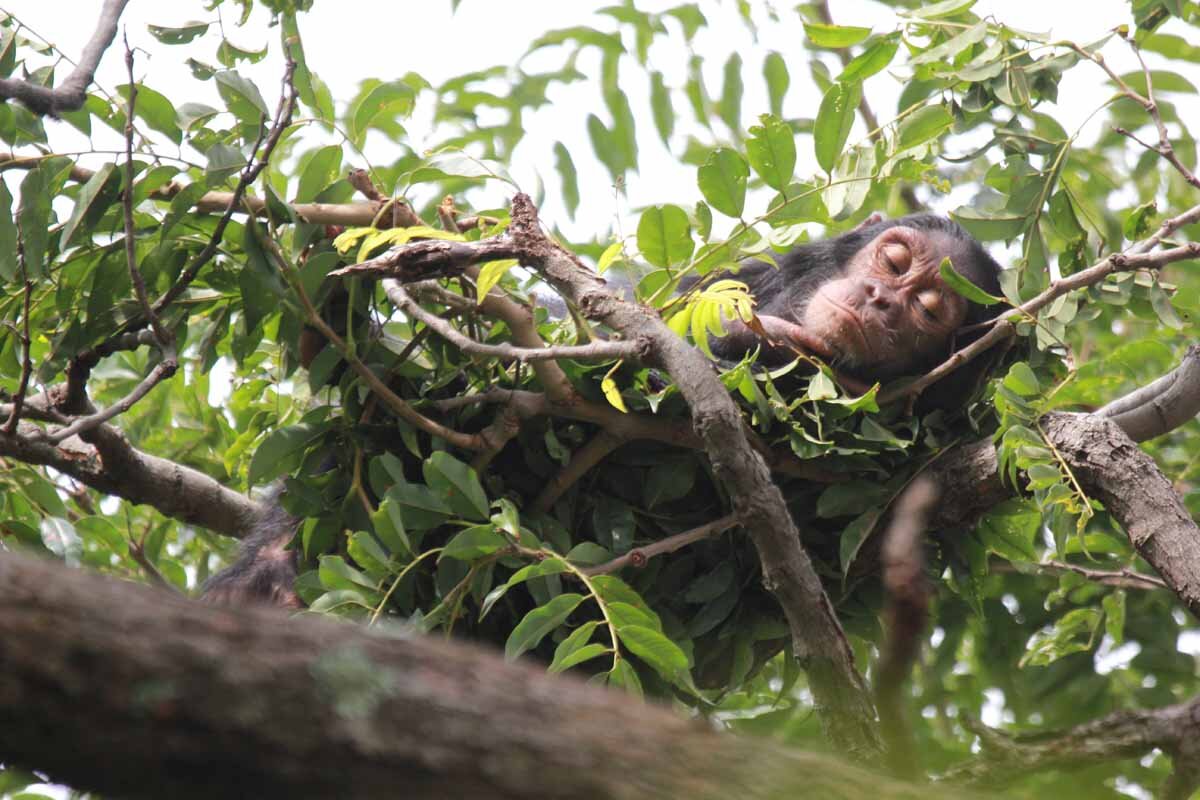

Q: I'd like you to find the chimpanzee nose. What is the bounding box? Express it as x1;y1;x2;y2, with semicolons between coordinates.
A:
864;279;893;310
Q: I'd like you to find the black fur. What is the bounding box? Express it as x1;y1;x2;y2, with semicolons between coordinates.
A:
705;214;1004;383
200;493;301;608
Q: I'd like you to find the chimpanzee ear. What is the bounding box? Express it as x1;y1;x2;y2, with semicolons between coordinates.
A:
849;212;884;233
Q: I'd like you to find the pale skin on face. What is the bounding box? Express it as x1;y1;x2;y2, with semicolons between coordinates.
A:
720;225;971;383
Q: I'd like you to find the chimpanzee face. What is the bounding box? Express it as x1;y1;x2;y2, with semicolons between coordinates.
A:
798;225;971;378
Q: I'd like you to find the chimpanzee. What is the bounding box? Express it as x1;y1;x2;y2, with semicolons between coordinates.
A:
703;213;1003;384
201;213;1004;607
200;495;303;608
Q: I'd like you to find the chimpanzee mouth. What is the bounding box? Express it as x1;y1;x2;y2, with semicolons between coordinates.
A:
818;293;875;363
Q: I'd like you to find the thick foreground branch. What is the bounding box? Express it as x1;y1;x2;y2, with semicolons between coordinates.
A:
0;552;972;800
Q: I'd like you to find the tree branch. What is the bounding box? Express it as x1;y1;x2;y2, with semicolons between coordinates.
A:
582;513;741;576
383;281;646;363
0;412;261;538
876;477;937;780
1095;343;1200;442
0;550;980;800
928;411;1200;618
0;0;129;116
944;695;1200;797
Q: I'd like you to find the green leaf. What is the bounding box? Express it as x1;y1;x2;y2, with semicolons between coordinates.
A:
596;241;623;274
17;167;51;279
804;22;872;48
1149;280;1184;329
939;257;1001;305
1005;362;1041;396
649;71;675;145
0;179;16;282
475;259;519;301
550;643;610;674
746;114;796;192
553;143;579;218
817;480;889;518
911;20;988;65
318;555;376;591
505;593;585;660
839;509;882;576
697;148;749;217
607;659;644;697
120;84;182;144
763;52;790;117
147;21;210;44
897;104;954;150
214;70;268;123
296;144;343;203
637;205;693;267
549;620;603;673
60;162;117;248
814;81;862;173
718;53;743;134
424;451;490;521
350;81;415;145
204;142;246;185
441;525;507;561
607;601;663;632
899;0;977;20
616;625;689;679
1103;591;1126;644
247;423;323;485
977;499;1040;561
950;206;1027;241
838;37;899;83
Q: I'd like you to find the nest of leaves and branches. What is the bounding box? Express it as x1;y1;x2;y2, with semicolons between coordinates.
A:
5;1;1200;797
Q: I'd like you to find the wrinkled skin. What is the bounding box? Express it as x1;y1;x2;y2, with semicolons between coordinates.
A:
709;215;1002;384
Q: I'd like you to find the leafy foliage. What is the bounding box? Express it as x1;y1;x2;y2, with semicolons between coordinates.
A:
1;0;1199;796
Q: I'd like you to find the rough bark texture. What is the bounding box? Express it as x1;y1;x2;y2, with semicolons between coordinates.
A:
0;552;972;800
944;695;1200;796
1041;412;1200;617
928;412;1200;619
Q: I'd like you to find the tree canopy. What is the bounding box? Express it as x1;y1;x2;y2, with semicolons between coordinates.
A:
1;0;1200;797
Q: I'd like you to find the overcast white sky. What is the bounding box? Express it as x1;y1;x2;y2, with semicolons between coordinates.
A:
0;0;1175;238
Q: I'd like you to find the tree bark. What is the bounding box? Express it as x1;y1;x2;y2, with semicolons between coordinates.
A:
0;551;974;800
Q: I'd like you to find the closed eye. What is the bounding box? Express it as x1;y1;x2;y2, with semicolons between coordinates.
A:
881;242;911;273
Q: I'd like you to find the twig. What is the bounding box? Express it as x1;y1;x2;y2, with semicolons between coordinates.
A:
875;477;937;780
883;238;1200;403
0;0;129;116
127;529;178;594
1113;39;1200;189
384;281;644;363
532;430;624;513
992;558;1166;591
121;35;169;345
582;514;740;576
2;237;33;436
43;353;179;445
151;58;298;318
